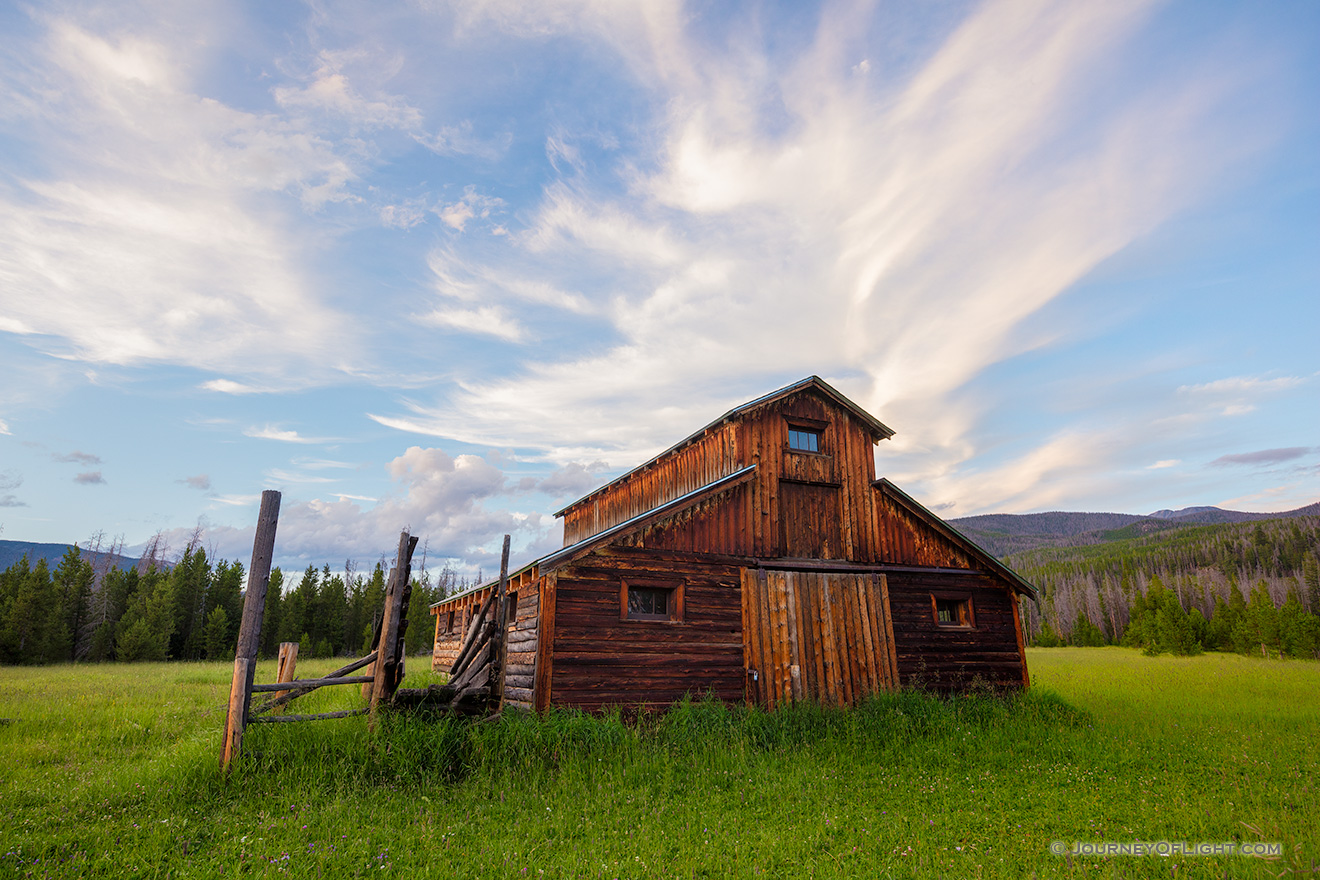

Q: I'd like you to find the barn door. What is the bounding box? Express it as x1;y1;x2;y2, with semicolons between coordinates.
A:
740;569;898;708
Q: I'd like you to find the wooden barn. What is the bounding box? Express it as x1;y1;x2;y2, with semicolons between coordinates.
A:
430;376;1036;713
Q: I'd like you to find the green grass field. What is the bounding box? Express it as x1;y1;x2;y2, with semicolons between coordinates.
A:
1;649;1316;878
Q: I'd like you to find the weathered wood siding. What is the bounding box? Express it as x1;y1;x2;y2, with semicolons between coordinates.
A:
561;424;742;546
741;569;898;709
883;569;1027;690
739;394;880;562
872;489;979;568
564;389;885;563
549;549;744;712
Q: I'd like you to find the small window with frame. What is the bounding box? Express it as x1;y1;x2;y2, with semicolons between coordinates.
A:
621;579;684;622
932;593;974;629
787;427;821;452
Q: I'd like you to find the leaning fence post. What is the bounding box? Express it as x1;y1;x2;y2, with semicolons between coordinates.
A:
369;530;413;724
491;534;511;708
221;489;281;773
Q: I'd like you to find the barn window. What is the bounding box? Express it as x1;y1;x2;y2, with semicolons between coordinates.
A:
787;428;821;452
621;580;684;622
932;594;974;628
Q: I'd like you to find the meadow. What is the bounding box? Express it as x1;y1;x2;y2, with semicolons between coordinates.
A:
1;649;1316;878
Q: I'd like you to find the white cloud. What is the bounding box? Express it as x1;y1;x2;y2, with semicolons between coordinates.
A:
373;0;1260;496
1178;375;1304;396
265;469;338;484
0;15;362;380
243;425;340;445
272;50;424;131
416;306;527;342
0;419;10;435
414;120;513;160
200;380;269;395
380;202;428;229
150;446;550;570
1147;460;1181;470
434;187;505;232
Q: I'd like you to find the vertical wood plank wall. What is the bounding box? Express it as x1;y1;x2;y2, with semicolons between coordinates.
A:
561;425;741;546
740;569;898;709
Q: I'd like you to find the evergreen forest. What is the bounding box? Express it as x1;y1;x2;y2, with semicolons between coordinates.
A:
0;537;476;665
1013;516;1320;658
3;514;1318;665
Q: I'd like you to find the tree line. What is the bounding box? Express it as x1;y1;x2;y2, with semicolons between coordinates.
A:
0;536;479;665
1014;516;1320;659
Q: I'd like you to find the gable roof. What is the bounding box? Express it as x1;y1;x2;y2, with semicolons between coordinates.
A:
556;376;895;518
431;464;757;610
873;478;1039;601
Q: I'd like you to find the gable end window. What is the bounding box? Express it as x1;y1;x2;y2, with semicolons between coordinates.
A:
788;428;822;452
931;593;974;629
621;580;685;622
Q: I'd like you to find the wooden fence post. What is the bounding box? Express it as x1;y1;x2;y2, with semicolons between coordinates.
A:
369;530;414;723
491;534;511;708
221;489;281;773
274;642;298;715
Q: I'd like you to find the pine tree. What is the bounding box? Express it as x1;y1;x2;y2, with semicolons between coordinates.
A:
358;563;387;653
169;545;212;660
116;567;175;662
202;606;231;660
209;560;244;648
1304;556;1320;615
52;546;95;662
260;568;285;659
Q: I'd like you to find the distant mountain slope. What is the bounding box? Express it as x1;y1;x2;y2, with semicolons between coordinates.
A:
950;502;1320;557
0;539;138;573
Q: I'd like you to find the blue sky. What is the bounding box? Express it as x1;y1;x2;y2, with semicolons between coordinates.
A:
1;0;1317;575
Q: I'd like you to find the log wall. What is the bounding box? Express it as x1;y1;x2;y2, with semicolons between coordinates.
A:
502;584;541;711
431;586;494;672
549;549;745;712
883;569;1027;691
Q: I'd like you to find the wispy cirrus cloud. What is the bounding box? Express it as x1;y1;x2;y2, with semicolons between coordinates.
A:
74;471;105;485
372;0;1274;511
0;11;361;382
243;425;341;445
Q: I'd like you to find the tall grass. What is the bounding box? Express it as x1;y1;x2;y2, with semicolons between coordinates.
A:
1;650;1316;877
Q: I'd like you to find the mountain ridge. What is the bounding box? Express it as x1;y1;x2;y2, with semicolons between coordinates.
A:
949;502;1320;557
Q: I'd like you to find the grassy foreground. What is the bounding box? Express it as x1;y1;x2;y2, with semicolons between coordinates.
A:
0;649;1316;878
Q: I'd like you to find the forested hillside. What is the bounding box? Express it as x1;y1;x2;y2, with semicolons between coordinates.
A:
0;541;474;665
1008;516;1320;658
